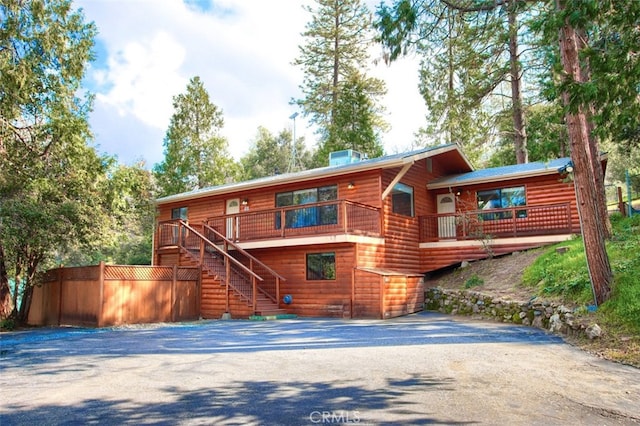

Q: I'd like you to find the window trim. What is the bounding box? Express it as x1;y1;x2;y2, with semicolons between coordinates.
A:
391;182;414;217
171;207;188;221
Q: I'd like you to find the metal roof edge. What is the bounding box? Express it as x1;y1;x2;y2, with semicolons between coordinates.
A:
427;158;570;190
156;144;466;205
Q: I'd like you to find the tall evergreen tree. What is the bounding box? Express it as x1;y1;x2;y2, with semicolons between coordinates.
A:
293;0;387;164
0;0;104;321
153;76;238;197
313;72;385;165
376;0;541;165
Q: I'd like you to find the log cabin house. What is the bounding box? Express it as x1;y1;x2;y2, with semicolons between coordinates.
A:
154;144;590;320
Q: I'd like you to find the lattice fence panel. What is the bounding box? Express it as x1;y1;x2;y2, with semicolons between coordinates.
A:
177;268;200;281
104;265;173;281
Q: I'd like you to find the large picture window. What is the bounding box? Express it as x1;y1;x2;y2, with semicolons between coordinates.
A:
391;183;414;217
276;185;338;228
306;252;336;280
477;186;526;220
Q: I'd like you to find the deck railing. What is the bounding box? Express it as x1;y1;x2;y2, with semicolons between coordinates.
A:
206;199;381;243
419;203;573;242
156;220;284;312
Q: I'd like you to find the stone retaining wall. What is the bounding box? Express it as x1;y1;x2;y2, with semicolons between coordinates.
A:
425;288;599;338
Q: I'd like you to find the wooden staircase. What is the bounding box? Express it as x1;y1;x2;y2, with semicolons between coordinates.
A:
176;222;287;318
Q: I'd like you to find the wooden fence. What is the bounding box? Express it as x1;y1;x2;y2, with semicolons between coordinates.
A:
28;262;200;327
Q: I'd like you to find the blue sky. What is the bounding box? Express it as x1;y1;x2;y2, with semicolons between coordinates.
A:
77;0;426;168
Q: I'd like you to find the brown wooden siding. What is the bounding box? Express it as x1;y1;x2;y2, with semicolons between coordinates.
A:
251;244;354;318
353;269;381;318
378;161;429;274
382;275;424;318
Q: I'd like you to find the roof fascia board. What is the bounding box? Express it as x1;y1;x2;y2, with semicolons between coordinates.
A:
428;153;608;190
427;168;559;190
157;144;466;205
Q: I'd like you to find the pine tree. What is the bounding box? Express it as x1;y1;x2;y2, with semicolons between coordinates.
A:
153;76;238;197
293;0;387;165
376;0;541;165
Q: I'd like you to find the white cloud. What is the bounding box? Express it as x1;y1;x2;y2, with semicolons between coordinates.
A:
95;31;187;129
78;0;427;166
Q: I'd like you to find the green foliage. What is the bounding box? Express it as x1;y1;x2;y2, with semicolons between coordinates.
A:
376;0;544;165
599;215;640;331
522;238;593;303
523;216;640;332
240;127;313;179
0;318;16;331
294;0;387;161
153;76;239;197
0;0;102;320
487;103;569;167
312;72;386;166
534;0;640;151
464;274;484;289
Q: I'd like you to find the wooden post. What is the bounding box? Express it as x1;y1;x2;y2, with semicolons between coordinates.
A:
225;257;230;314
196;267;201;320
343;201;348;233
57;267;63;326
252;276;257;314
617;186;626;217
97;262;105;327
379;276;385;320
171;265;177;322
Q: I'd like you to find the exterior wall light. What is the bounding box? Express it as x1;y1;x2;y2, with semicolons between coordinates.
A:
558;161;574;174
347;182;355;189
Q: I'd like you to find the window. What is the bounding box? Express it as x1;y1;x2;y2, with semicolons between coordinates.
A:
171;207;188;220
391;183;414;217
477;186;526;220
276;185;338;228
306;252;336;280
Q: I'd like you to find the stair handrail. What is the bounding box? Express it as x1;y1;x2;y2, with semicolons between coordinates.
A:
178;220;263;282
202;223;287;283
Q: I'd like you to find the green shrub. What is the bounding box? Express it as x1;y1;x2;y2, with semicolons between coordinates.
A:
0;318;16;331
464;274;484;289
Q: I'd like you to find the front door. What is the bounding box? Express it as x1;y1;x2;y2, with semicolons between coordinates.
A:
226;198;240;241
437;194;456;239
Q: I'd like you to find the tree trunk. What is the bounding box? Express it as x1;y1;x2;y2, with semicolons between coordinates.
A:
572;26;612;239
0;244;14;320
508;2;528;164
556;0;612;305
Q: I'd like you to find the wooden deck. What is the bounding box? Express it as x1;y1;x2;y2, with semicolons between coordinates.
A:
419;203;574;242
157;201;573;247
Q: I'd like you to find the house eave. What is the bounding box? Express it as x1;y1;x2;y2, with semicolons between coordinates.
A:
426;168;560;190
157;144;469;205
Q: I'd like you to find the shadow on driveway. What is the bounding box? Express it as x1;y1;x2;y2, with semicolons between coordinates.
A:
1;311;562;366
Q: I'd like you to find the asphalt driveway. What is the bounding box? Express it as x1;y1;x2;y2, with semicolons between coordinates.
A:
1;312;639;425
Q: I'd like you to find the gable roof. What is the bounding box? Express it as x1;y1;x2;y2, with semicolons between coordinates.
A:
427;157;574;189
156;144;473;205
